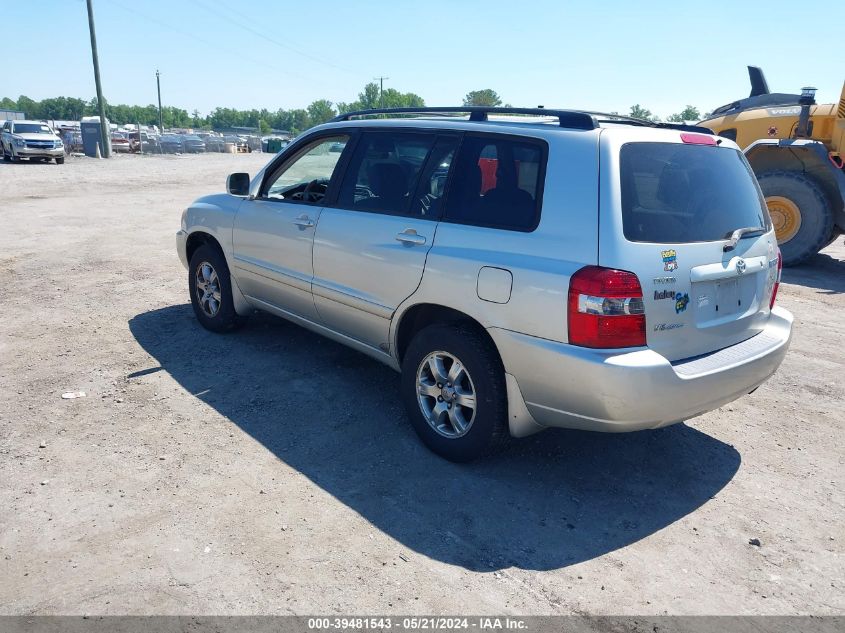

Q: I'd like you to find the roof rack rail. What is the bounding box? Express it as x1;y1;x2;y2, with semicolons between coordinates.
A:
330;107;597;131
585;111;714;134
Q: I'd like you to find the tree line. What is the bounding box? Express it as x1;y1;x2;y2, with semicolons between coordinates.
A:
1;86;705;136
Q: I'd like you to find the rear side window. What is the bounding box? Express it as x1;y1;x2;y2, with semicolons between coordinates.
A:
443;135;544;231
620;143;770;243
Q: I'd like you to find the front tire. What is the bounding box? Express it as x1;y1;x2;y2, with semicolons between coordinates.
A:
758;170;834;266
55;156;64;165
188;243;245;333
401;323;508;462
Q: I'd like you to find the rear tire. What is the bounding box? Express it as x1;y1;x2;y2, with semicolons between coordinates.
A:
401;323;509;462
758;170;834;266
188;243;245;333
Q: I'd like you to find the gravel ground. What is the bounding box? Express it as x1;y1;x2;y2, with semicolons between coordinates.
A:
0;153;842;615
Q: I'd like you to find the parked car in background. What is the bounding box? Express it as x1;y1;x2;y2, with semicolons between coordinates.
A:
159;134;184;154
127;130;152;153
1;119;64;164
175;106;793;461
111;132;131;153
205;136;226;152
143;134;162;153
244;135;262;152
182;134;206;154
182;135;207;153
61;129;83;154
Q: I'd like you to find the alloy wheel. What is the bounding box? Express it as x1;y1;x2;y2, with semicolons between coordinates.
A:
416;351;477;438
194;261;222;317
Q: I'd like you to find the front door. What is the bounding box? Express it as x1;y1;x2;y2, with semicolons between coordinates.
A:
312;130;459;350
232;134;351;321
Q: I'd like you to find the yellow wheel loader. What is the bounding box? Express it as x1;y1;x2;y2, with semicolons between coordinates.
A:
699;67;845;265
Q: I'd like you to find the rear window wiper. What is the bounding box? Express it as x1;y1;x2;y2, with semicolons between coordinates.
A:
723;226;767;251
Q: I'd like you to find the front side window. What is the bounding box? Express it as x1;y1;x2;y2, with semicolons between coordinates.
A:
443;135;544;231
336;131;436;215
264;135;349;204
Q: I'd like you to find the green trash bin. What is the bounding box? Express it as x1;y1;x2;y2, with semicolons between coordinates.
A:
266;138;284;153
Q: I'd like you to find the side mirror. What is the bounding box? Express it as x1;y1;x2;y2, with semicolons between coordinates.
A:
227;172;250;196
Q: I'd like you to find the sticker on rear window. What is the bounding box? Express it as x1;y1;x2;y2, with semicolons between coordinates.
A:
675;293;690;314
661;249;678;272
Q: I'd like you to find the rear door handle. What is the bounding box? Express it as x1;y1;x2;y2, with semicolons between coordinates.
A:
395;229;426;246
293;214;315;229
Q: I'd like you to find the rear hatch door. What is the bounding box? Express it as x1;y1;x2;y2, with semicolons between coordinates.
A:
598;129;780;362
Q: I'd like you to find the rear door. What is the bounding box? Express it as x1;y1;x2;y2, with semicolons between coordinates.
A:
311;130;459;350
599;130;779;361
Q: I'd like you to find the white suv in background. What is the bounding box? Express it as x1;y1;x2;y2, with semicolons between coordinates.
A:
1;120;64;164
176;107;792;461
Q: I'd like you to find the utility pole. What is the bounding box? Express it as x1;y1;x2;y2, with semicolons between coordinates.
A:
85;0;110;157
374;76;389;109
156;70;164;134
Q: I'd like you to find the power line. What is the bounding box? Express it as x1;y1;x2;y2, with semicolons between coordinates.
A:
189;0;360;76
104;0;313;85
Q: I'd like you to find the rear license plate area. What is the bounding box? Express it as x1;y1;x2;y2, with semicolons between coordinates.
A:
715;279;741;315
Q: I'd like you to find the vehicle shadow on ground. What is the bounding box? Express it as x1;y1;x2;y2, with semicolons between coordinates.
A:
129;305;740;572
782;252;845;294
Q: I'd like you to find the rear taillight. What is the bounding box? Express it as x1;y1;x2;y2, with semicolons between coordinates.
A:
567;266;646;348
769;249;783;309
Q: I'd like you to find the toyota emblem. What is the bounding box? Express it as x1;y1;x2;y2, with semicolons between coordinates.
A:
736;259;747;275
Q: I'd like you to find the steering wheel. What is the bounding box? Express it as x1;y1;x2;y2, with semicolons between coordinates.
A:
302;179;328;203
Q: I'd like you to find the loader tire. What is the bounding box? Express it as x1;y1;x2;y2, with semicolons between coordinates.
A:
758;171;834;266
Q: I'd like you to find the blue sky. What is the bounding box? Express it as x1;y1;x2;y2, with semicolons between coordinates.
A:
5;0;844;118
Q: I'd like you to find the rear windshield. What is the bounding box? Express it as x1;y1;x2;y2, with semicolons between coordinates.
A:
620;143;770;243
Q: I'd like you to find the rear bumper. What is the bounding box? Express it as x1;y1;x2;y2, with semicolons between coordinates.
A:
490;306;793;434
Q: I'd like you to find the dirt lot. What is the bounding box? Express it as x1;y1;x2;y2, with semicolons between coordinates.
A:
0;153;842;615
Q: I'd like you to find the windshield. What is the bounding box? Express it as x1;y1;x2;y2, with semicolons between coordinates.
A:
14;123;53;134
620;143;770;243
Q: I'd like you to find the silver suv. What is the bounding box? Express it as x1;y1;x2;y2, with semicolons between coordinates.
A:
176;107;793;462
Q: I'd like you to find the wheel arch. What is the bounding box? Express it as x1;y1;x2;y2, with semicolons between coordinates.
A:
392;302;544;439
185;229;252;316
746;140;845;231
185;230;223;264
393;303;499;366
